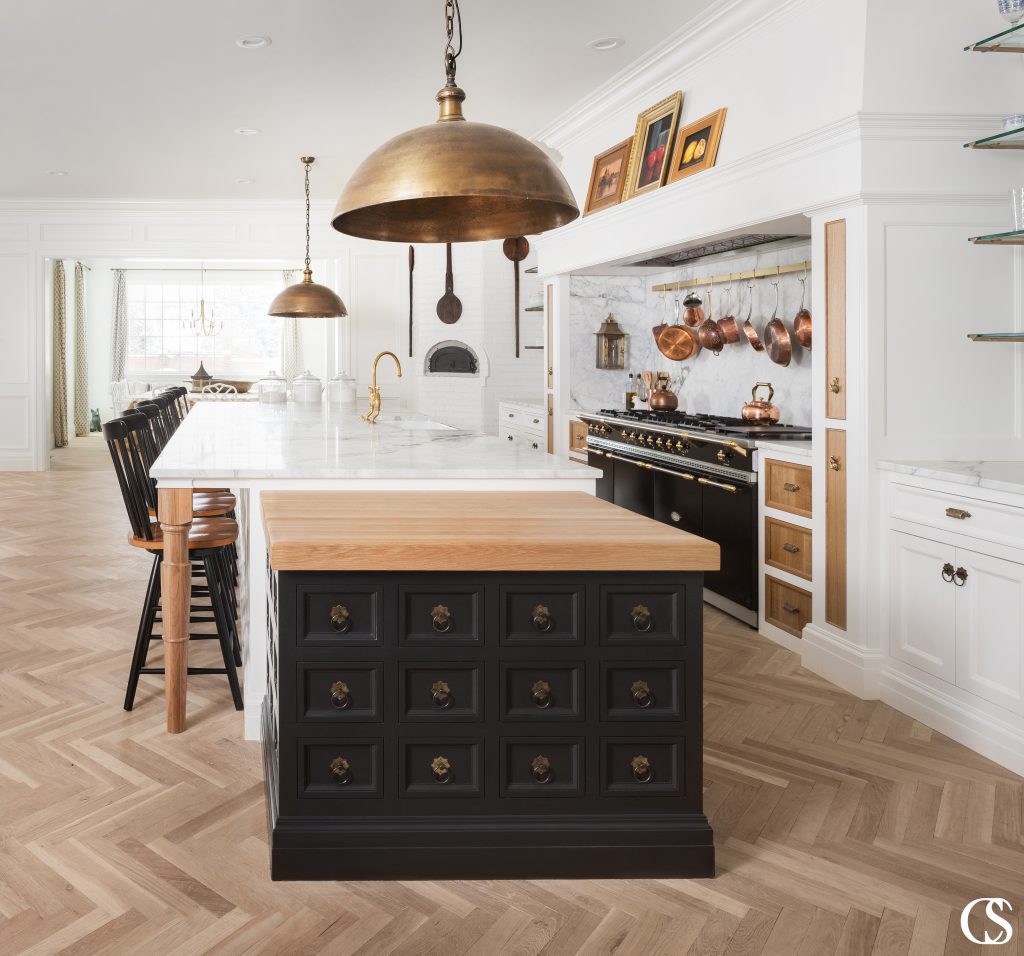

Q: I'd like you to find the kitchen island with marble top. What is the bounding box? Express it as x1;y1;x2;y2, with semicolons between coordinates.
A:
150;401;599;736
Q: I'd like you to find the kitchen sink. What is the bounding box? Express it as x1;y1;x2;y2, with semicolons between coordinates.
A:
374;415;456;431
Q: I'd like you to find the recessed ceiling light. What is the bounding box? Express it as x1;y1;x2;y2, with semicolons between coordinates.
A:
237;178;256;184
234;128;261;136
588;37;624;51
48;169;68;176
236;35;271;49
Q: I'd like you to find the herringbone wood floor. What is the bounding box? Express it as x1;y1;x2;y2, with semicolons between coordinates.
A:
0;438;1021;955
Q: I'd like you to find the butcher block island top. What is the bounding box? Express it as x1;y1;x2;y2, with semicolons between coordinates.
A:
261;491;721;571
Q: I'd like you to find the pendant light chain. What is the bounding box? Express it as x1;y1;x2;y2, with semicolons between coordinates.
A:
303;159;312;275
443;0;462;82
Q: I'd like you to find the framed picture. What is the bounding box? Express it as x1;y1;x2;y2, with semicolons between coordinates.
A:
668;108;727;185
584;137;633;215
623;91;683;201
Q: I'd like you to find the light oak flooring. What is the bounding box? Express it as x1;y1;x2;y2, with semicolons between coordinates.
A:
0;437;1021;954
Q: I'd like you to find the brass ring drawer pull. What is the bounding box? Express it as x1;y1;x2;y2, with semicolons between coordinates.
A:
945;507;971;520
829;455;841;472
329;604;351;633
532;755;552;784
431;756;451;783
783;482;800;493
330;756;352;785
431;679;452;708
531;679;553;708
531;604;554;632
631;755;653;784
829;376;842;394
631;604;653;632
330;680;352;709
431;604;453;634
631;679;654;708
782;543;801;554
954;566;969;587
942;562;955;583
782;602;800;614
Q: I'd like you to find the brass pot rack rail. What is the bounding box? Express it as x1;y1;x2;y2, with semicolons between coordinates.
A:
651;260;812;293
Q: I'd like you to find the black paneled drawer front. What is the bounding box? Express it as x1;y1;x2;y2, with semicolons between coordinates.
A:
400;739;483;797
297;583;382;647
601;662;682;721
501;738;584;797
297;662;382;722
599;584;684;646
399;662;482;721
501;662;583;720
499;583;584;645
399;583;484;646
300;738;382;798
601;739;682;797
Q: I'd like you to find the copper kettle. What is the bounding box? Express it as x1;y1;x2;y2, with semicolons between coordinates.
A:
741;382;780;423
649;387;679;411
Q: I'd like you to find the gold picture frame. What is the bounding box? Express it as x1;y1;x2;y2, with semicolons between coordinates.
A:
667;108;727;185
622;91;683;201
584;137;633;215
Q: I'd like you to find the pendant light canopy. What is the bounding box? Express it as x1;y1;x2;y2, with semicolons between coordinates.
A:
269;157;348;318
331;0;579;243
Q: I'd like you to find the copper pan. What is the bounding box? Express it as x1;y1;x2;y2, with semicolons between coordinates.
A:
740;283;764;352
716;285;740;343
792;274;811;349
654;322;700;361
763;278;792;366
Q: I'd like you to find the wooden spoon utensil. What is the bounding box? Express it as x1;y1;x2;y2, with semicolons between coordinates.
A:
436;243;462;325
503;237;530;357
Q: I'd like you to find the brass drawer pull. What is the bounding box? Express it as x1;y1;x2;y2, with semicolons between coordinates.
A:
631;679;654;708
431;680;452;708
782;602;800;614
330;756;352;785
945;507;972;520
631;604;653;632
431;755;451;783
942;562;955;583
329;604;351;633
782;542;801;554
954;566;969;587
828;456;841;472
783;482;801;493
531;755;552;784
531;679;553;708
829;376;842;394
330;680;352;710
631;755;653;784
531;604;554;632
431;604;453;634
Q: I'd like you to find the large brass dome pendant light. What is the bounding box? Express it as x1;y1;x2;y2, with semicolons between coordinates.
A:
331;0;579;243
269;157;348;318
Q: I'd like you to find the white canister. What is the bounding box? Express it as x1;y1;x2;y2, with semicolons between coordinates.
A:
327;372;358;407
256;370;288;404
291;370;323;404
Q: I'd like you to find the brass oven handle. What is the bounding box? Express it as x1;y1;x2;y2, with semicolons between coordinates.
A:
531;755;552;784
431;604;454;634
329;604;351;633
782;602;800;614
945;507;971;520
954;566;969;587
330;680;352;710
631;679;654;708
698;477;738;493
531;679;553;708
631;604;653;632
942;562;955;583
431;756;451;783
829;377;842;394
783;482;800;493
782;542;801;554
531;604;554;632
431;679;452;708
330;756;352;785
631;755;653;784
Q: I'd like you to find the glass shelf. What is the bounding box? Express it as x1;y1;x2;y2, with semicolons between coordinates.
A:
968;331;1024;342
969;230;1024;245
965;125;1024;149
966;22;1024;52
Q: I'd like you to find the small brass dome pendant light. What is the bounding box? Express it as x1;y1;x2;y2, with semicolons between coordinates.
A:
332;0;579;243
269;157;348;318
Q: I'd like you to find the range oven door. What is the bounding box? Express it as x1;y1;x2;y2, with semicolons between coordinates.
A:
587;449;614;501
698;475;757;613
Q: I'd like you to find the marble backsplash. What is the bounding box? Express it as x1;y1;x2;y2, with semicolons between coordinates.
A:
569;243;813;426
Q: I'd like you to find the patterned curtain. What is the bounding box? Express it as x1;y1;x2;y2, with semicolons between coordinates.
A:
280;270;303;381
110;268;128;383
73;262;89;436
52;260;68;448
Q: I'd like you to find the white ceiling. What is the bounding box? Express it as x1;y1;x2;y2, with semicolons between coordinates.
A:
0;0;716;201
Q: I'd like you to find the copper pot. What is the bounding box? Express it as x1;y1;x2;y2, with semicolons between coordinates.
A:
696;289;725;354
681;291;703;327
649;387;679;411
741;382;780;423
792;274;811;349
740;286;764;352
762;279;792;366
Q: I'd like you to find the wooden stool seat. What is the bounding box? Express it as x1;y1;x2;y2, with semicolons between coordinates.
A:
129;517;238;551
147;493;236;519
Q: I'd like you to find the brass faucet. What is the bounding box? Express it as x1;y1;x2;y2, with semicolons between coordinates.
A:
361;351;403;423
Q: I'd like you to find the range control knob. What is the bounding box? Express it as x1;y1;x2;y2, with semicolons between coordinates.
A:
655;437;664;448
676;439;691;453
716;448;732;463
627;431;636;441
647;435;656;447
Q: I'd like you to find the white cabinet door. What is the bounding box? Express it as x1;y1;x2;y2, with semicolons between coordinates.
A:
955;548;1024;715
889;531;957;682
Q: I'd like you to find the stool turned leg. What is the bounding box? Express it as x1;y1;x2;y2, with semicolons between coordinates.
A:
159;487;193;733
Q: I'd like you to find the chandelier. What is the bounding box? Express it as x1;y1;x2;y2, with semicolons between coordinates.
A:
183;263;222;336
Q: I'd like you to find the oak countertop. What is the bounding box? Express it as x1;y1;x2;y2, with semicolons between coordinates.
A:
262;491;720;572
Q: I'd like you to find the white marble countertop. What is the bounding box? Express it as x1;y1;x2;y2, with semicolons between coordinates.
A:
756;438;813;460
151;402;599;481
879;460;1024;497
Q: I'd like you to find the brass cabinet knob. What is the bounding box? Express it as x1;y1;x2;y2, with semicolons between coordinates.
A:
828;455;841;471
531;604;554;633
330;604;351;633
431;604;453;634
783;482;800;493
631;604;653;632
631;755;653;784
431;756;451;783
631;679;654;708
829;377;842;394
431;679;452;708
945;507;971;520
531;679;553;708
942;562;955;582
330;680;352;709
954;566;969;587
531;755;552;784
330;756;352;785
782;542;801;554
782;602;800;614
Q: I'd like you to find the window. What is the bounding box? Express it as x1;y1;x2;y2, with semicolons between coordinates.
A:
126;270;285;376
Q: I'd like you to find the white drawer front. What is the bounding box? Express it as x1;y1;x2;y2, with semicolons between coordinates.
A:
499;424;544;453
890;481;1024;551
501;405;544;435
